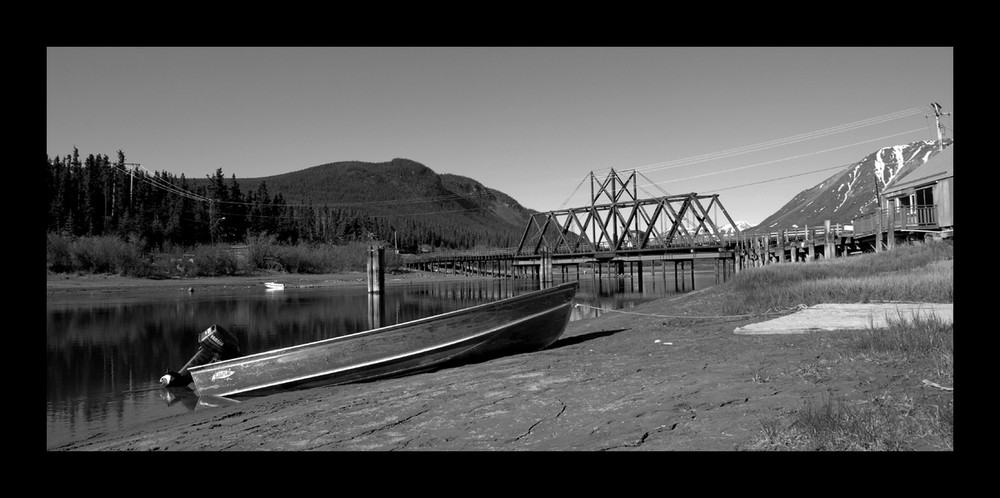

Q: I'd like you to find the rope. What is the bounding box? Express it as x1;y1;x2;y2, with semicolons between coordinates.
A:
573;303;807;320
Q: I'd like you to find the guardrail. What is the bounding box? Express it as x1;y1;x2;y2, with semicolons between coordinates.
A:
852;205;938;237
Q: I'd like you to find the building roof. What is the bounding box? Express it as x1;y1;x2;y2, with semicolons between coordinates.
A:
882;144;953;195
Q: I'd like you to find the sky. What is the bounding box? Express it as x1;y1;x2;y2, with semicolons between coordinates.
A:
46;47;953;226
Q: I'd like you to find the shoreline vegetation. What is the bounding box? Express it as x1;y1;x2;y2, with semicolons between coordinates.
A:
46;233;407;280
48;238;953;450
720;240;953;449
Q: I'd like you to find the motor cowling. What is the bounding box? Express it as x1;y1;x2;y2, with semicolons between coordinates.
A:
160;324;241;388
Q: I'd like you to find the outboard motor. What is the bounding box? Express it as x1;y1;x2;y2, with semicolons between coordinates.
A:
160;324;241;388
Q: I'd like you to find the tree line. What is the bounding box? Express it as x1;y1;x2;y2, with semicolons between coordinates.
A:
46;149;526;253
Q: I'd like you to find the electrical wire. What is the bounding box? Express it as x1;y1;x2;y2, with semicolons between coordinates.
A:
606;107;926;176
557;173;591;210
635;128;927;191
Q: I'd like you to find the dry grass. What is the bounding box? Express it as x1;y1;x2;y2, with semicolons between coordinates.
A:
747;391;953;451
743;312;953;451
734;240;953;451
721;240;953;316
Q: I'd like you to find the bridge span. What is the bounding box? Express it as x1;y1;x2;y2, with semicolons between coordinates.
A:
402;169;743;290
398;169;872;291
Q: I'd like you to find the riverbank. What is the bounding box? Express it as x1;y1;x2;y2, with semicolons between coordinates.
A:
49;268;954;451
45;268;483;296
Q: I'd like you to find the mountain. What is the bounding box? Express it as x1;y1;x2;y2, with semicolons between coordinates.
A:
752;139;952;232
233;158;536;251
717;221;755;234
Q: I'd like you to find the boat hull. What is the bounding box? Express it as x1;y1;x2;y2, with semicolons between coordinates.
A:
188;281;578;398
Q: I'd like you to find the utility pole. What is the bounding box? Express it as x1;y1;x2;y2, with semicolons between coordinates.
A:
931;102;951;151
129;163;134;210
210;200;215;245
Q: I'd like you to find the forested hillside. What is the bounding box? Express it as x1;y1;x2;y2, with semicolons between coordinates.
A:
45;151;535;253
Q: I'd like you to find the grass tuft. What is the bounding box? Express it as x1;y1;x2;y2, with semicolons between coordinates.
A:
745;392;953;451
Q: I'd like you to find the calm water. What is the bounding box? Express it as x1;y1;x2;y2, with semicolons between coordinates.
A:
46;268;720;449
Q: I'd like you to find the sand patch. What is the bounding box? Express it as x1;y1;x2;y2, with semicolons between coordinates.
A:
734;303;953;335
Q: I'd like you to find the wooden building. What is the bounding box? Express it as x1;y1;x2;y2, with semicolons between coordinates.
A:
853;143;954;245
882;144;953;233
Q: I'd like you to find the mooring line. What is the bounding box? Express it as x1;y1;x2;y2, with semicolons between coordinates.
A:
573;303;806;320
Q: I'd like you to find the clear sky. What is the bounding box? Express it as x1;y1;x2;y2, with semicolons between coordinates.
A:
46;47;953;225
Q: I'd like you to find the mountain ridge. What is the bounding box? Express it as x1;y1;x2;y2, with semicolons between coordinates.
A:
751;139;952;232
227;158;536;251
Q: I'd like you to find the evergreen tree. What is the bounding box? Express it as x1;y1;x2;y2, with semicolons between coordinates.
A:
225;174;246;242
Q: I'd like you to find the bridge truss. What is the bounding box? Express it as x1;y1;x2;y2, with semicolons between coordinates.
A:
515;169;739;256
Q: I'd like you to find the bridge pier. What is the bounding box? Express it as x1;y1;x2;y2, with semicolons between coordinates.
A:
367;245;384;294
540;250;553;284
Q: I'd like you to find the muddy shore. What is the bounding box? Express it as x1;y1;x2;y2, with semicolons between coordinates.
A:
48;271;954;451
45;268;469;295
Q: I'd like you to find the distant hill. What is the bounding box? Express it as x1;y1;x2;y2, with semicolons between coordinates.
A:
219;158;536;252
752;139;952;232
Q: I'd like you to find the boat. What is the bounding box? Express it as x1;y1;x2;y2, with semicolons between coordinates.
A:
161;281;578;399
264;282;285;290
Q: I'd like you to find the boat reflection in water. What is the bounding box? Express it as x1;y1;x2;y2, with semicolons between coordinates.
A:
163;281;580;401
159;387;241;412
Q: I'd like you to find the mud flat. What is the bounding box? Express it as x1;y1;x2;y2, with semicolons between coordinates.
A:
45;269;484;296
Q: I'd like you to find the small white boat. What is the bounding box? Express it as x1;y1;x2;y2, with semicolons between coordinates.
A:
264;282;285;291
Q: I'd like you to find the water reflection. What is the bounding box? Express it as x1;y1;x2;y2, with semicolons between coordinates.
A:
47;271;718;448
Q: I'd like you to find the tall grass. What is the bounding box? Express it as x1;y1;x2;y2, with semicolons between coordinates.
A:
846;313;954;372
721;240;953;315
748;391;953;451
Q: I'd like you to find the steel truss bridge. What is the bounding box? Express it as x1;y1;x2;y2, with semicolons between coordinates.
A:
403;169;743;287
515;169;739;257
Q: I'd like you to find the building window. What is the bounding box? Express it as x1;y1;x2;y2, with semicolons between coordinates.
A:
915;186;934;207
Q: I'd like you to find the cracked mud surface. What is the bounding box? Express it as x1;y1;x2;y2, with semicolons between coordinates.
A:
52;285;952;451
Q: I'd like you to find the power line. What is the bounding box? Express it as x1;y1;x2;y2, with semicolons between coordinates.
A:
705;164;849;193
557;173;590;210
635;128;927;190
587;106;927;178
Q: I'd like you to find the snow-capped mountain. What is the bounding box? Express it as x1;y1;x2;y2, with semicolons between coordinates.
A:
753;139;952;231
717;220;755;234
667;218;751;235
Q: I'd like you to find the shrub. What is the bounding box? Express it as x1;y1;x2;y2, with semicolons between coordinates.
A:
245;233;279;271
192;244;240;276
47;234;74;273
48;234;149;276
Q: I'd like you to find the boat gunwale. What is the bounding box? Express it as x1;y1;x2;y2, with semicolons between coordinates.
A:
198;300;574;397
188;281;578;374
